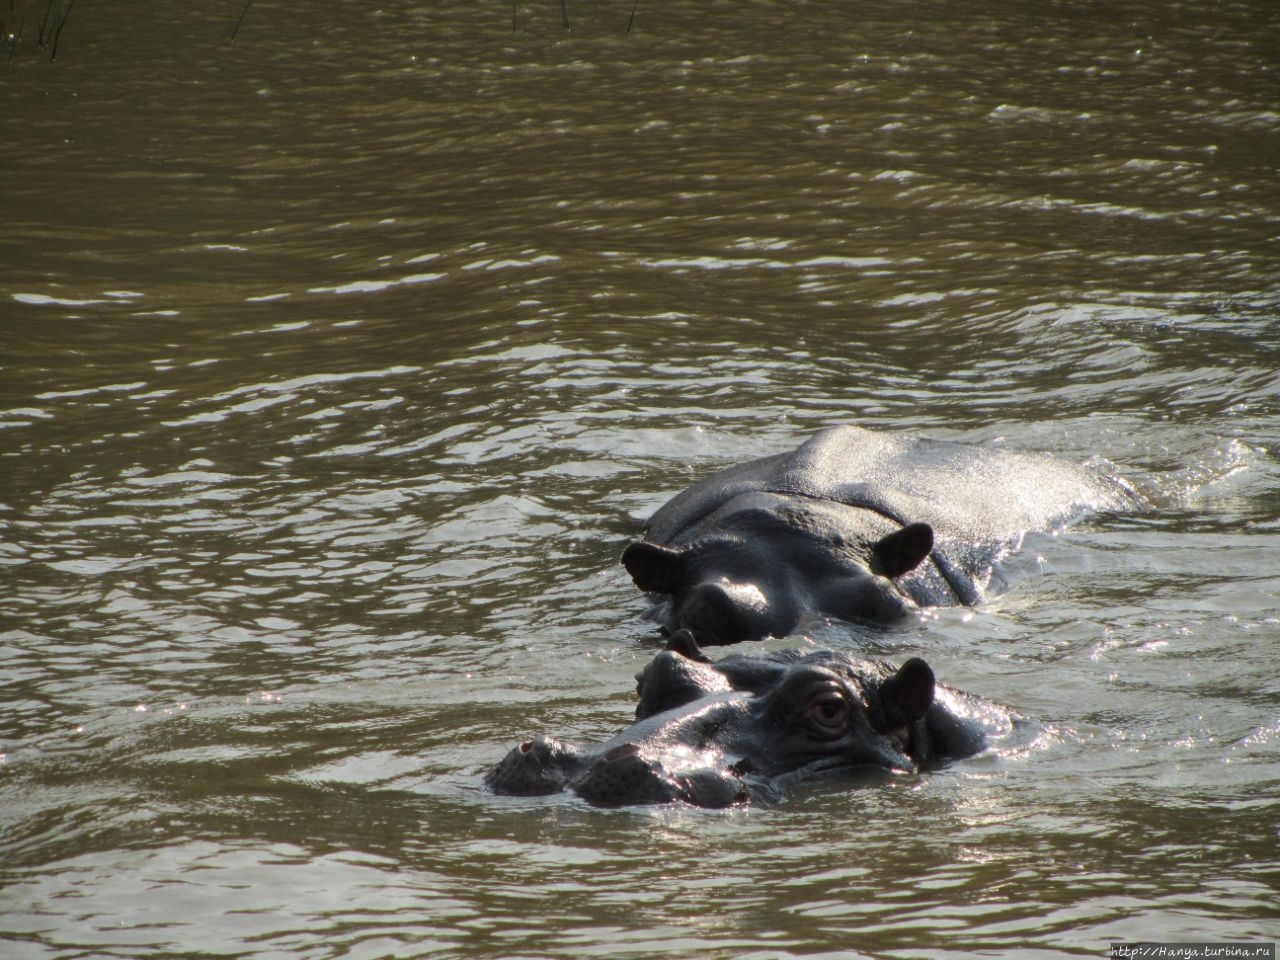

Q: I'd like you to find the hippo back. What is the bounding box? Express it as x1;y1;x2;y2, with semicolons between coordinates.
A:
645;425;1138;600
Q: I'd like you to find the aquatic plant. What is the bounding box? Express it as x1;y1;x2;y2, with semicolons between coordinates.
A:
230;0;253;41
3;0;74;61
508;0;642;35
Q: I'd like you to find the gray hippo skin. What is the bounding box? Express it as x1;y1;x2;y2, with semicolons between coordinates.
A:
485;633;1010;808
622;424;1137;644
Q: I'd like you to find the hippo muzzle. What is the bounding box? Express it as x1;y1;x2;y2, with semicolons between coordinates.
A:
486;708;751;808
486;639;977;807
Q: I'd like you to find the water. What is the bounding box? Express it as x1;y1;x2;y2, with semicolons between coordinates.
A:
2;1;1278;956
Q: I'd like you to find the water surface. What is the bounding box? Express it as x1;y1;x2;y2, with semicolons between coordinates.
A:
2;1;1278;957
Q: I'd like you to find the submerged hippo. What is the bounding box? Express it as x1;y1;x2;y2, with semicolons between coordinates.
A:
622;425;1137;644
485;633;1010;807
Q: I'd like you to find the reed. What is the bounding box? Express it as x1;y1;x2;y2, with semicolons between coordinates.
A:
504;1;644;36
3;0;25;61
2;0;73;60
49;0;70;58
230;0;252;41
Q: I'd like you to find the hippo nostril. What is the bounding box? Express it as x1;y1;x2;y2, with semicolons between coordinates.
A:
602;743;642;762
729;758;757;776
517;736;560;762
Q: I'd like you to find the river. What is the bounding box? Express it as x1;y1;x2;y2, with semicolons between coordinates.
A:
2;1;1277;957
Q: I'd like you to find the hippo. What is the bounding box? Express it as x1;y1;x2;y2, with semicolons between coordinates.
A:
485;633;1010;807
622;424;1138;645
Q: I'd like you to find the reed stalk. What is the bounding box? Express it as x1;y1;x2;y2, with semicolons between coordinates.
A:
4;0;74;60
230;0;252;41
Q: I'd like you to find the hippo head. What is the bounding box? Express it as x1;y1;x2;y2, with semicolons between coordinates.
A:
486;641;940;807
621;520;935;645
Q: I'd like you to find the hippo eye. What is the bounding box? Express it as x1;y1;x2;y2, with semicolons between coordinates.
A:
805;688;851;738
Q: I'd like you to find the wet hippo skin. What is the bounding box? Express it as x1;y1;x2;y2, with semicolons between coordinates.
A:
486;633;1011;807
622;425;1138;645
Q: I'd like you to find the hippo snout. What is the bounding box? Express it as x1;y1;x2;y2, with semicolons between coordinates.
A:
485;735;580;796
572;743;682;806
572;743;747;808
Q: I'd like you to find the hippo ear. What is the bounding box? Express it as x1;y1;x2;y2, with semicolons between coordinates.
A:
665;629;711;663
879;657;935;728
621;541;686;594
870;522;933;579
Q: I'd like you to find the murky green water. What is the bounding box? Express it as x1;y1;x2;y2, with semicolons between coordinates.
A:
2;1;1278;957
